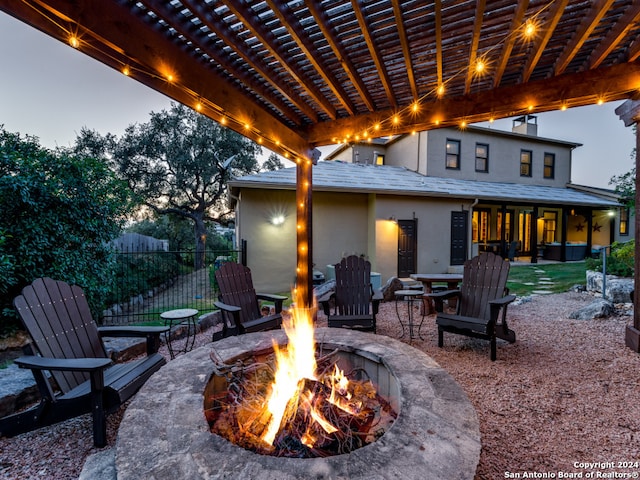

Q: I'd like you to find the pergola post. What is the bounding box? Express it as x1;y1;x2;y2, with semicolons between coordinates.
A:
615;100;640;352
295;151;319;310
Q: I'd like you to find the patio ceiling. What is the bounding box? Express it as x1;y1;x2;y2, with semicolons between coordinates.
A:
3;1;640;160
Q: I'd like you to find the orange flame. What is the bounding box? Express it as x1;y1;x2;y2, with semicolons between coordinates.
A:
260;295;317;446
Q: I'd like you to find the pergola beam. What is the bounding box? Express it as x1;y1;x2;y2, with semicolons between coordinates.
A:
307;60;640;145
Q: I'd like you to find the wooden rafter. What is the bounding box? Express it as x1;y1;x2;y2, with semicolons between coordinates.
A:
180;0;317;124
351;0;397;109
265;0;355;116
493;0;529;88
391;0;417;100
435;0;443;90
588;3;640;68
140;0;306;127
522;0;569;82
224;0;337;120
305;1;376;112
465;0;487;94
553;0;615;75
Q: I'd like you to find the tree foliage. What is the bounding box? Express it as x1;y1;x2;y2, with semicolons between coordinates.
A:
609;125;636;208
0;127;134;331
74;103;265;268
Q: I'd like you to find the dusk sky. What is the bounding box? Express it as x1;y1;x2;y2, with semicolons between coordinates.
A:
0;12;636;188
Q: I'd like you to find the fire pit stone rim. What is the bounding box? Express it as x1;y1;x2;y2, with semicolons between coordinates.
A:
116;328;480;480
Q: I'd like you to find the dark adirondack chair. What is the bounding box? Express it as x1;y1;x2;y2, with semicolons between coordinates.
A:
427;253;516;361
0;278;168;447
214;262;287;337
319;255;382;333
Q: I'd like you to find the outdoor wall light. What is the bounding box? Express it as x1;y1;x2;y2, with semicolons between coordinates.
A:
271;214;285;226
607;211;615;217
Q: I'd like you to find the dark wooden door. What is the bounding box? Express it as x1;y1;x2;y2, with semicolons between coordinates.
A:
397;219;417;277
450;211;468;265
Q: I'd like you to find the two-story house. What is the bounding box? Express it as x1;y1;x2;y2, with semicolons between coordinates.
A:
228;115;626;293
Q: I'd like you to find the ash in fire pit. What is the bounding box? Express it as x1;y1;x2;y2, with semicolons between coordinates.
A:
205;345;398;457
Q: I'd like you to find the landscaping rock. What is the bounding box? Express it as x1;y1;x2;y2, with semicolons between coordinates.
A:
381;276;404;301
586;270;634;303
568;299;615;320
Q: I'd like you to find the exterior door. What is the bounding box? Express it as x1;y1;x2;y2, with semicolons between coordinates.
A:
397;220;417;278
451;211;468;265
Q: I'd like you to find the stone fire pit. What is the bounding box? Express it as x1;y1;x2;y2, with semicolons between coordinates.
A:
116;328;480;479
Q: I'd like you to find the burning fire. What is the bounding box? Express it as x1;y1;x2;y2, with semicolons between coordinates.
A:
260;298;318;445
207;292;396;457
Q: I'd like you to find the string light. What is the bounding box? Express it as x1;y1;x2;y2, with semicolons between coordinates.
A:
37;3;600;161
523;20;537;39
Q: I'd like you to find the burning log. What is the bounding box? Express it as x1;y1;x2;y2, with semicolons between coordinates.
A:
207;349;397;458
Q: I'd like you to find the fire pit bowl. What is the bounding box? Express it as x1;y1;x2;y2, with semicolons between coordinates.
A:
116;328;480;479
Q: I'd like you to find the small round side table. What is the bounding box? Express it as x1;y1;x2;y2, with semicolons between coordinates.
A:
160;308;199;359
394;289;425;343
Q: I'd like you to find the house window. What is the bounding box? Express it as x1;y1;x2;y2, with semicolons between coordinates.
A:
472;209;490;243
619;208;629;235
544;153;555;179
520;149;532;177
497;210;513;242
475;143;489;172
446;139;461;169
542;211;557;243
374;152;385;165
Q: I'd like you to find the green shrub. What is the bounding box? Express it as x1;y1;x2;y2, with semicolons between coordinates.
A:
585;240;634;277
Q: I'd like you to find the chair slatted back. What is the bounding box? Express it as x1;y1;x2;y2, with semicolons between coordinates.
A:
334;256;373;316
215;262;261;326
13;278;107;394
458;253;510;320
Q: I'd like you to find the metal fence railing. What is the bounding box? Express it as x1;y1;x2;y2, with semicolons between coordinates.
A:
101;244;246;326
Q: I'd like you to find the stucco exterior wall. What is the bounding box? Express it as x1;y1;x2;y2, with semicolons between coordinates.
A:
373;196;473;279
385;133;425;173
236;188;471;291
236;189;370;292
424;128;572;187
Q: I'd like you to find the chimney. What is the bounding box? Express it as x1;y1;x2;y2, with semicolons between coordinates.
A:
512;114;538;136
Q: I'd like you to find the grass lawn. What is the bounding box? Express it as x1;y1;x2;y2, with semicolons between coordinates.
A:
507;261;587;296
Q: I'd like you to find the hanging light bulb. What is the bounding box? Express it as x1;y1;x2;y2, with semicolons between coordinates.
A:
69;35;80;48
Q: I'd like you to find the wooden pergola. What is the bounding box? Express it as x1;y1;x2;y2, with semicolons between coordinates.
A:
2;0;640;350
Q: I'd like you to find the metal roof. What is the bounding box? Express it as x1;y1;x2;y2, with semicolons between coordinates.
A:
230;160;620;207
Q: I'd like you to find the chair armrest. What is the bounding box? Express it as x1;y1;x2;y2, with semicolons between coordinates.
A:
489;294;516;307
214;300;241;313
98;326;169;336
99;326;169;355
14;355;112;372
256;293;287;313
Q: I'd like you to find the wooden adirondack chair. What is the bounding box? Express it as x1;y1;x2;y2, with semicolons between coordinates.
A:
0;278;168;447
427;253;516;361
319;255;382;333
214;262;287;337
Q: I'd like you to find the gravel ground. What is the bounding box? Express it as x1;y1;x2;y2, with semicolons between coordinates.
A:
1;291;639;479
